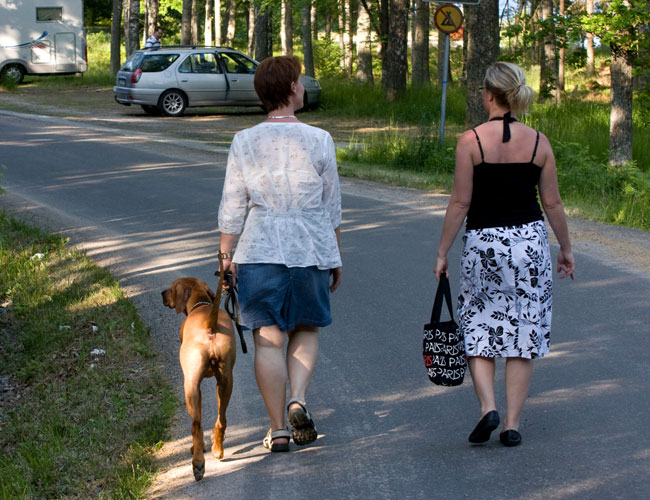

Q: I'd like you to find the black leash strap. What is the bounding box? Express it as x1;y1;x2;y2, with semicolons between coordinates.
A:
217;269;248;354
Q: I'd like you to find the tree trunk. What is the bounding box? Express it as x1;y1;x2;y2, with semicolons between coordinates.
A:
338;2;346;70
215;0;222;46
465;0;499;128
513;0;526;52
586;0;595;76
247;3;255;56
254;6;273;61
558;0;565;92
412;0;429;85
356;1;373;83
191;0;199;45
205;1;214;46
282;0;294;55
302;4;315;77
609;44;634;165
385;0;408;100
540;0;558;102
345;0;354;76
380;0;389;82
147;0;160;37
124;0;140;56
311;3;317;40
226;0;236;46
181;0;192;45
110;0;122;74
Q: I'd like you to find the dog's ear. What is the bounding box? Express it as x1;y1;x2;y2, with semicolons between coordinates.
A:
173;281;192;315
206;287;216;301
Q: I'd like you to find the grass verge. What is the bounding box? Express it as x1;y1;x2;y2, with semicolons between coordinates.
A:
0;212;176;499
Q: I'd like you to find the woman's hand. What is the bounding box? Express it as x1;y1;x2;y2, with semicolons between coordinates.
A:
221;258;237;288
434;255;449;281
330;267;342;292
557;248;575;280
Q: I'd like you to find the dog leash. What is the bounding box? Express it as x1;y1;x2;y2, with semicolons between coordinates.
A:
223;271;247;354
213;254;248;354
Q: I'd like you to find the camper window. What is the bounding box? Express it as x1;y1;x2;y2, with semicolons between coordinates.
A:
36;8;63;22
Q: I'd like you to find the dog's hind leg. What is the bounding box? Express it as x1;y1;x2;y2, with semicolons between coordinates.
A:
182;361;206;481
213;361;234;460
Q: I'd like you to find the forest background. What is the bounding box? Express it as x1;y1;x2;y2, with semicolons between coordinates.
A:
36;1;650;228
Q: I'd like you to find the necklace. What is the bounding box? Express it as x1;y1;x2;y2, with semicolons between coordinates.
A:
267;115;296;119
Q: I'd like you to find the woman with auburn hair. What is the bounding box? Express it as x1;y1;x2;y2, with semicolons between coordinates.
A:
434;61;575;447
218;56;342;452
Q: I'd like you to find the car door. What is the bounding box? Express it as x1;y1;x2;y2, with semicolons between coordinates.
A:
176;52;227;105
219;52;260;104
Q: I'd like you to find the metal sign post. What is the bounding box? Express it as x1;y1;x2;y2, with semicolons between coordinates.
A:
431;3;464;144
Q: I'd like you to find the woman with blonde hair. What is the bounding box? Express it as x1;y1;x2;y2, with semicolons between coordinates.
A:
434;61;575;447
218;55;342;452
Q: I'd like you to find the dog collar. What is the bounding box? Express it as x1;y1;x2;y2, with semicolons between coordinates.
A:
189;301;212;313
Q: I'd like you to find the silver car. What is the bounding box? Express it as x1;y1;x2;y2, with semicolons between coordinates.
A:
113;46;321;116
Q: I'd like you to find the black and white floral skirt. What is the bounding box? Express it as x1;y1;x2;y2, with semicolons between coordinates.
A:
458;220;552;359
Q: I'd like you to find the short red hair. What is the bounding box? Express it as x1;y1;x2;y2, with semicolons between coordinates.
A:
254;56;302;111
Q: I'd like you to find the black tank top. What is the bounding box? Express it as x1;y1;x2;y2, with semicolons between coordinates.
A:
465;129;544;230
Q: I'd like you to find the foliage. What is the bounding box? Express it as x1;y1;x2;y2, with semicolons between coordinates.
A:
320;78;467;126
580;0;650;51
553;141;650;229
0;214;176;498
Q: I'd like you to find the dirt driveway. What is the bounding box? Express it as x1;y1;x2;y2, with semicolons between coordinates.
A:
1;83;650;278
0;83;399;148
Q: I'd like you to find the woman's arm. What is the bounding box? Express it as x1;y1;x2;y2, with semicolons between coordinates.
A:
218;135;248;274
537;133;575;280
434;131;475;280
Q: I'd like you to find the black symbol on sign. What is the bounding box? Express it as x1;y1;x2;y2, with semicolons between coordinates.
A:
441;11;457;27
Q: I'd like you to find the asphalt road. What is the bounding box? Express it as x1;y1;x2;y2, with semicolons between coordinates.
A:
1;112;649;500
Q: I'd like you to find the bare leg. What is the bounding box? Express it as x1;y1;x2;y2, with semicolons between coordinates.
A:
468;356;497;416
287;326;319;408
504;357;533;431
253;325;288;445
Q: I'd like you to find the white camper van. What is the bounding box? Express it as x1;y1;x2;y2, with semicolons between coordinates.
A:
0;0;87;83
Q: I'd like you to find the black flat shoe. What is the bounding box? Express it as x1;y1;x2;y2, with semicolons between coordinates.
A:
468;410;500;443
499;430;522;447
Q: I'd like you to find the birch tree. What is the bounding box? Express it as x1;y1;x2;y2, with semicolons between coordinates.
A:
356;2;373;83
282;0;294;55
205;1;214;45
226;0;236;46
215;0;222;46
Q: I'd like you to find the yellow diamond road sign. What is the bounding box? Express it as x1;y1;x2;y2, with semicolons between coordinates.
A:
434;4;464;35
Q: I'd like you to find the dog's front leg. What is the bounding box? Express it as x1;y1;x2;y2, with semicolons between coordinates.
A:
213;361;234;460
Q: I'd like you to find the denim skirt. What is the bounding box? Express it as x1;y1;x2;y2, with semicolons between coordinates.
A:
236;263;332;331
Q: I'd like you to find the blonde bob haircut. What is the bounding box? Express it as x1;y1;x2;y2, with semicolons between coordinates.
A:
484;62;534;115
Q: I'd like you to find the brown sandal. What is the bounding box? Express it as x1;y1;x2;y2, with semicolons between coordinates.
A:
263;428;291;452
287;398;318;445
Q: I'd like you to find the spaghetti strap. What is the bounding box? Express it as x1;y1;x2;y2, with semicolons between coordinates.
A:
531;131;540;163
472;129;485;162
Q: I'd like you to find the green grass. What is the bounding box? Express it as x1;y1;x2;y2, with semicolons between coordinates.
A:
0;212;176;499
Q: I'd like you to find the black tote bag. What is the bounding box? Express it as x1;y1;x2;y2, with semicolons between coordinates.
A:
423;275;466;386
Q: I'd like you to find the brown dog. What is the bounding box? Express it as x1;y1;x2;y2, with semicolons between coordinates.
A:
161;277;236;481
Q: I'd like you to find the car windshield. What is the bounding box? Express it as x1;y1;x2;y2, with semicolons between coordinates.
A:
119;52;144;72
141;54;180;72
220;52;257;74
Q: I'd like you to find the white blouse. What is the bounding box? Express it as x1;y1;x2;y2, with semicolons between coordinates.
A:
218;122;342;270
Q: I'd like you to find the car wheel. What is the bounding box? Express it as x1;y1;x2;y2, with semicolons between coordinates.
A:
1;63;25;84
158;90;187;117
141;104;161;116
